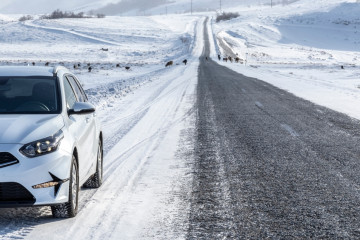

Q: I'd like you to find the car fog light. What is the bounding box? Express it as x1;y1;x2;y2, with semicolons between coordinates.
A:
32;181;59;189
32;172;70;196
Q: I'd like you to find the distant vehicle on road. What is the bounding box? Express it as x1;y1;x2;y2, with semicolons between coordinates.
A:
0;66;103;218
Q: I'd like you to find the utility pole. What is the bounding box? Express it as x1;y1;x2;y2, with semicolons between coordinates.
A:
191;0;193;15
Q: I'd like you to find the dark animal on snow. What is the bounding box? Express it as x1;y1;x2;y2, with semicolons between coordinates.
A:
45;62;50;66
235;57;240;63
206;57;208;61
78;63;81;67
125;66;130;70
165;61;173;67
116;64;121;68
32;62;35;66
223;58;228;62
101;48;109;51
183;59;188;65
73;64;77;69
228;56;233;62
218;54;221;61
341;65;344;69
88;67;92;72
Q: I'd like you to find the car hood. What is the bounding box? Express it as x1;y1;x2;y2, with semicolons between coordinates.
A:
0;114;64;144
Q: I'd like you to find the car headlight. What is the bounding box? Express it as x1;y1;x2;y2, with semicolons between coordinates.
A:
20;129;64;158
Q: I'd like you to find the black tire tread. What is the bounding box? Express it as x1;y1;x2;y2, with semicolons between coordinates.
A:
83;140;103;188
51;156;78;218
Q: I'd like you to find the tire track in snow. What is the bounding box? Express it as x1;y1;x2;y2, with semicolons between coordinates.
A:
49;53;197;240
75;57;194;219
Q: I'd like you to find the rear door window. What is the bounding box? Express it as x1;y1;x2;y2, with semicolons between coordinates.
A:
63;78;77;109
66;76;87;102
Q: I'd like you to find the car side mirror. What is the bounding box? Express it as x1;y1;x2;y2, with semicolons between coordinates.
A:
68;102;95;115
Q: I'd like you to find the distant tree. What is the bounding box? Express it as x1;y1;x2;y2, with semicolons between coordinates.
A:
216;12;240;22
19;15;33;21
41;10;90;19
97;13;106;18
75;12;84;18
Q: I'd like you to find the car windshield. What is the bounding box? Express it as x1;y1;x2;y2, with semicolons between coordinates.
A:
0;76;60;114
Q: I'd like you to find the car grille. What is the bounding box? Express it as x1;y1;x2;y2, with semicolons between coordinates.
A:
0;152;19;168
0;182;35;204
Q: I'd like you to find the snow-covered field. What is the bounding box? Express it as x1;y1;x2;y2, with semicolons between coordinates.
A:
212;0;360;119
0;14;199;90
1;16;194;66
0;13;203;239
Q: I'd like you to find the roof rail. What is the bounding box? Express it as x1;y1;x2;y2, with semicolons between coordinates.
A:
53;66;67;76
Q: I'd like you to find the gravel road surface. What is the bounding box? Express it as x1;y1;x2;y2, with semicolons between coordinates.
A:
187;19;360;239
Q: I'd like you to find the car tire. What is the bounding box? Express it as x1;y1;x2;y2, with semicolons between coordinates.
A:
51;156;79;218
83;139;103;188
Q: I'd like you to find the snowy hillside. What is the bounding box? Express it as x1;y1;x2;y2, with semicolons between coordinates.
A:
211;0;360;119
97;0;299;16
0;14;197;91
0;0;299;15
0;14;15;22
0;0;119;14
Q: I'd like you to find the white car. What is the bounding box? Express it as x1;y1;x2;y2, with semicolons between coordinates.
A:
0;66;103;218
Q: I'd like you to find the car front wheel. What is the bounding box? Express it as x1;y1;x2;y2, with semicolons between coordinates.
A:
51;156;79;218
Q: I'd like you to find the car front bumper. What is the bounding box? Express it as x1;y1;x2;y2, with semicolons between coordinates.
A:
0;143;72;206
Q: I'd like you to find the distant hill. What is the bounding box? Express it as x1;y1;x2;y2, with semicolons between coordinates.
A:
95;0;170;16
0;0;118;14
0;0;299;15
94;0;298;16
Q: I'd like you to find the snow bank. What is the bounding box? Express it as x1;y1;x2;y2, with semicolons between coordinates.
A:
0;14;17;22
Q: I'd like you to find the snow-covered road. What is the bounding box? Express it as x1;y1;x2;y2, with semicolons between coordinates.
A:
0;16;205;240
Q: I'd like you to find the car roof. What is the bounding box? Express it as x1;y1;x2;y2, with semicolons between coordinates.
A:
0;66;67;77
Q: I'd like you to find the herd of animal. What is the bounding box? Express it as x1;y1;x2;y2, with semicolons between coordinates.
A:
25;45;245;73
164;54;243;67
165;59;187;67
218;54;243;63
24;53;244;74
31;61;132;72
